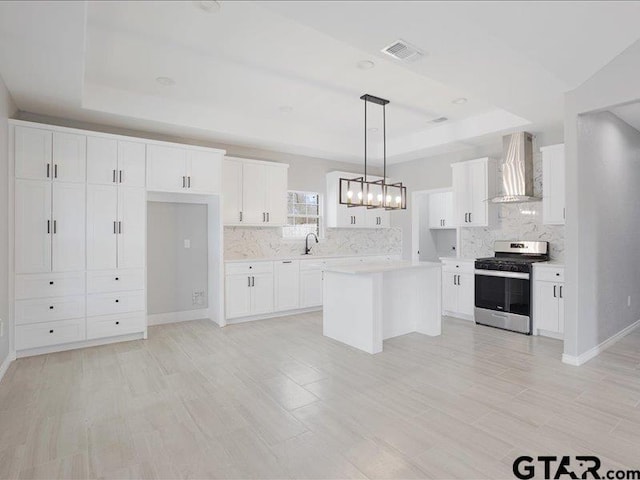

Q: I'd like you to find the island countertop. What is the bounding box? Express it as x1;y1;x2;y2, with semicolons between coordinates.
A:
324;260;442;275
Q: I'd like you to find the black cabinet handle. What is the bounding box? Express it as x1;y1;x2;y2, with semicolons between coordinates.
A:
118;221;122;234
182;176;186;188
53;220;57;234
556;273;560;276
47;164;50;178
115;299;119;303
49;281;54;285
114;221;117;234
559;286;563;298
113;169;116;183
47;220;50;234
251;276;255;287
469;212;472;223
267;212;269;222
115;277;119;281
119;170;123;183
49;305;54;310
239;211;243;222
248;276;251;287
283;261;292;264
115;321;120;325
188;176;191;188
553;285;557;298
49;330;54;334
54;164;58;178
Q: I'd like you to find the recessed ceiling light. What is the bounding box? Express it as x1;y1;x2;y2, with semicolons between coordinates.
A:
357;60;375;70
431;116;448;123
156;76;176;86
194;1;221;12
278;105;293;114
367;127;379;133
452;97;468;105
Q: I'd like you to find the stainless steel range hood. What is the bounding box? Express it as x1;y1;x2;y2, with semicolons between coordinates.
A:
491;132;540;203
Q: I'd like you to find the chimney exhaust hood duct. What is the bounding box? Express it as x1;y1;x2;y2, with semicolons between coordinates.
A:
491;132;540;203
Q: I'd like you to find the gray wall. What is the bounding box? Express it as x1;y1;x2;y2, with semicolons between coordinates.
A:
147;202;208;315
0;75;16;366
564;39;640;359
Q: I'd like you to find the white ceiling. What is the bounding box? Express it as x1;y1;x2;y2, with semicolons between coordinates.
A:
1;1;639;164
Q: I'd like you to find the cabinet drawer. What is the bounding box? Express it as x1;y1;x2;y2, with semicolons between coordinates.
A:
87;312;146;340
442;261;475;274
15;272;85;299
226;261;274;275
300;260;326;271
534;267;565;282
15;296;85;325
87;291;145;316
15;318;86;351
87;269;144;293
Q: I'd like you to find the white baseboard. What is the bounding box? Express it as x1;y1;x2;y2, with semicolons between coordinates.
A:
226;307;322;325
562;318;640;366
147;309;210;326
0;351;15;384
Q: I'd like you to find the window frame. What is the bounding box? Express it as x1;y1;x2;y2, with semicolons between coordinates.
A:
282;190;324;239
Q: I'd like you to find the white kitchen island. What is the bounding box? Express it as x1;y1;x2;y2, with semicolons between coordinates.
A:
323;261;442;354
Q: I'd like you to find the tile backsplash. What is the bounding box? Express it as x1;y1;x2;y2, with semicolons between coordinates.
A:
224;227;402;260
460;151;565;261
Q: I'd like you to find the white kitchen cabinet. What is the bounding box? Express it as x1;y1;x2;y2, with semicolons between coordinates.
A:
326;171;390;228
147;144;222;194
300;269;323;308
225;261;275;319
15;272;85;300
452;158;497;227
87;185;145;270
223;158;289;226
51;182;86;272
15;127;86;183
15;295;85;325
15;180;52;274
274;260;300;311
86;290;145;317
15;126;52;181
429;191;454;229
441;259;475;319
86;312;146;340
251;272;275;315
533;265;565;337
222;159;243;224
52;132;86;183
542;144;565;225
15;318;86;351
87;137;146;187
15;180;85;274
225;274;252;318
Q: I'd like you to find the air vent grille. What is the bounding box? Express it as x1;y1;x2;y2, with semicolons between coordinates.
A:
381;39;424;62
431;117;448;124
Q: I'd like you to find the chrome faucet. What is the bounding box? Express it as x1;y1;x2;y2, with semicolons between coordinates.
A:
304;233;319;255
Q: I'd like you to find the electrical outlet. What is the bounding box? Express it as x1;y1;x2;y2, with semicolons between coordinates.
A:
192;291;205;305
184;239;191;249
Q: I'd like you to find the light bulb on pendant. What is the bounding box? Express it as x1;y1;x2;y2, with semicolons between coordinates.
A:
357;191;363;201
395;195;401;205
367;192;373;204
377;193;383;203
386;194;392;205
347;190;353;199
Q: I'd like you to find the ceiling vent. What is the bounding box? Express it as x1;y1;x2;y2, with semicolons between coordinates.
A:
381;39;424;62
431;116;448;123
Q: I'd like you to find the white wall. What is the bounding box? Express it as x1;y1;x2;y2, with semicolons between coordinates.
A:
564;38;640;359
0;75;16;367
147;202;208;315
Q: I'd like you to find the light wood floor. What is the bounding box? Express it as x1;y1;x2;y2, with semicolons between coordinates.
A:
0;313;639;479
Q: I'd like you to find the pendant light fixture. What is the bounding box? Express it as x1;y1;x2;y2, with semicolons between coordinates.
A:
338;94;407;211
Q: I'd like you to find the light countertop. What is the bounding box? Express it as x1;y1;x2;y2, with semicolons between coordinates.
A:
325;260;442;275
439;256;477;262
533;261;565;268
225;253;400;263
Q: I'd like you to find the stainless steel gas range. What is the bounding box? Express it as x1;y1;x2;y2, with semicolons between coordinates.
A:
474;241;549;335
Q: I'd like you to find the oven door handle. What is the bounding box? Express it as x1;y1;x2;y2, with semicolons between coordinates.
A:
474;270;529;280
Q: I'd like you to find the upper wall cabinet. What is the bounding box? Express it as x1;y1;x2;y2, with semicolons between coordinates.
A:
428;191;454;229
87;137;146;187
15;126;86;183
541;144;565;225
222;157;289;226
146;144;222;194
452;157;497;227
325;171;390;229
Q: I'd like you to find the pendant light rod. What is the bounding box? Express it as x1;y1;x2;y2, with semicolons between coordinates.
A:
364;97;367;181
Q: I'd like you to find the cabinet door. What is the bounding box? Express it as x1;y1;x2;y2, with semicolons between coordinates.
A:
534;281;560;332
442;271;458;313
443;191;454;228
117;187;146;270
87;136;118;185
265;166;288;225
543;147;565;225
87;185;118;270
222;160;243;224
251;272;274;315
118;141;146;188
225;275;251;319
52;132;86;183
15;180;52;273
274;261;299;311
242;163;267;224
452;164;469;226
52;183;86;272
146;145;187;192
468;161;487;226
457;273;475;316
351;206;366;228
187;150;221;194
15;126;52;181
429;192;443;229
300;270;323;308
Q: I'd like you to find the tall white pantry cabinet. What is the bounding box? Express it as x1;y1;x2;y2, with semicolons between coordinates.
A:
10;121;225;356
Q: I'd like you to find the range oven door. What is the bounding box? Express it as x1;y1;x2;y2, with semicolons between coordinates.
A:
474;271;531;334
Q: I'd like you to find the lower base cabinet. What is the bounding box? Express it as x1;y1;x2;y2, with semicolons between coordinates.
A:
15;318;86;351
87;312;146;340
441;259;475;319
533;265;565;337
225;261;275;319
300;269;323;308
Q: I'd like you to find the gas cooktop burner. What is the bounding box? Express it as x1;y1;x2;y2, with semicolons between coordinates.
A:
474;241;550;273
